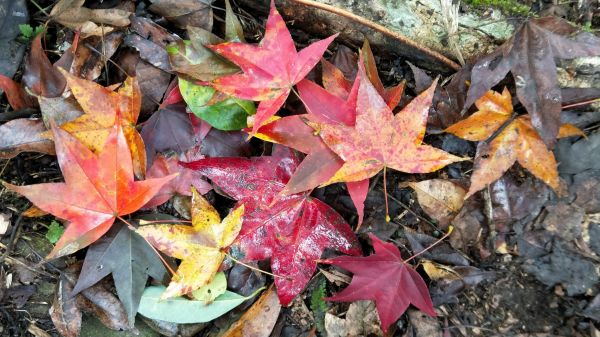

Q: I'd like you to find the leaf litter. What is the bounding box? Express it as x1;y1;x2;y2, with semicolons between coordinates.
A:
0;0;599;336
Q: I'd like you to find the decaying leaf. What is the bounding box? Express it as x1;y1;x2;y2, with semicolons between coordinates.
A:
137;188;244;299
220;285;281;337
72;222;169;327
50;0;131;37
446;88;583;198
3;124;174;259
464;17;600;146
0;74;36;110
322;234;436;333
149;0;213;30
23;34;66;98
400;179;466;226
0;119;55;159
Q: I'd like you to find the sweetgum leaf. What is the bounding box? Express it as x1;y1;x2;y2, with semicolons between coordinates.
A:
464;17;600;146
3;123;174;259
181;147;361;305
72;222;169;327
323;233;436;332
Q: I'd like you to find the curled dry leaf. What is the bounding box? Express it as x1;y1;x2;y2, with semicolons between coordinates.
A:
446;88;582;198
220;285;281;337
50;0;130;37
400;179;466;226
0;74;36;110
149;0;214;30
137;188;244;299
0;119;55;159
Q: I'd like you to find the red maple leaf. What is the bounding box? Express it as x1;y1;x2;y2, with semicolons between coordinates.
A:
3;123;175;259
181;147;361;305
207;1;336;133
322;233;436;332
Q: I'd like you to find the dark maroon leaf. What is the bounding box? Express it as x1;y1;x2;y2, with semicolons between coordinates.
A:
141;104;195;165
200;129;252;158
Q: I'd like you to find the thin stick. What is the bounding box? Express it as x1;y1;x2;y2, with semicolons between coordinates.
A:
383;166;390;222
562;98;600;110
119;216;177;276
225;253;290;280
403;226;453;264
289;0;460;71
137;219;192;225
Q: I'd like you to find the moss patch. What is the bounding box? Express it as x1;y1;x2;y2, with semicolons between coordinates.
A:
463;0;530;16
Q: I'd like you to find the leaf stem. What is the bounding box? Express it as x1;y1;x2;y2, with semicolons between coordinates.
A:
403;226;454;264
562;97;600;110
119;216;177;276
225;253;291;280
383;166;390;222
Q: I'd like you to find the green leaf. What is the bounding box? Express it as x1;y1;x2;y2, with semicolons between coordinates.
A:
179;78;255;130
138;286;264;323
46;220;64;244
310;278;327;333
191;272;227;302
19;24;34;38
225;0;245;42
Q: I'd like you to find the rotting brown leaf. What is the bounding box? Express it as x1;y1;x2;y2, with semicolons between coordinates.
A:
221;285;281;337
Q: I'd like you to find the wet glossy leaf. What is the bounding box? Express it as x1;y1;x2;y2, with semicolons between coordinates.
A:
72;222;169;327
208;2;337;133
181;147;361;305
138;285;263;324
3;124;174;259
137;188;244;299
322;233;436;333
464;17;600;146
179;78;255;130
446;88;582;198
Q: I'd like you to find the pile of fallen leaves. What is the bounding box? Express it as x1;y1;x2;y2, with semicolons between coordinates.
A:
1;0;600;336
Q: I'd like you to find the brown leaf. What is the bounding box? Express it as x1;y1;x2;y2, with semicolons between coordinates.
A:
0;75;36;110
50;273;82;337
221;286;281;337
39;95;84;127
0;119;55;158
401;179;466;226
149;0;214;30
50;0;130;37
23;34;66;98
70;32;123;80
464;17;600;146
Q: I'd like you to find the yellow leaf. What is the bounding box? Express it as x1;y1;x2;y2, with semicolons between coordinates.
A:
137;188;244;299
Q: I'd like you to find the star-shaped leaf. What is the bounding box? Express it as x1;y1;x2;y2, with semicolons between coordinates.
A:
308;65;465;185
54;69;147;178
463;17;600;146
3;123;175;259
72;222;169;327
137;188;244;299
445;88;583;198
322;233;436;332
181;147;361;305
208;1;337;133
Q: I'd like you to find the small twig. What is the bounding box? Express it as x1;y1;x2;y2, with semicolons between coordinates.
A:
383;166;390;222
483;185;495;254
0;108;38;122
384;190;440;230
0;212;26;264
403;226;453;264
29;0;50;16
484;112;518;144
562;97;600;110
225;253;291;280
289;0;460;71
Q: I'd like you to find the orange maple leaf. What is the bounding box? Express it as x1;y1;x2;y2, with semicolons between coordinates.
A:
445;88;584;198
52;69;147;178
4;123;175;259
